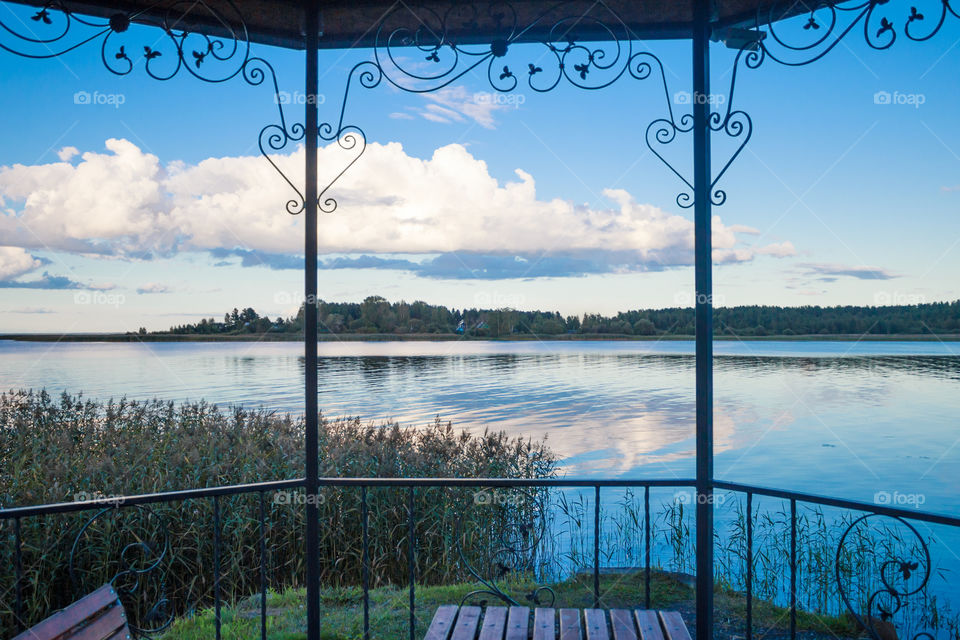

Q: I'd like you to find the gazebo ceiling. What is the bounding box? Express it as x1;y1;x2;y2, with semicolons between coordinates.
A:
7;0;819;50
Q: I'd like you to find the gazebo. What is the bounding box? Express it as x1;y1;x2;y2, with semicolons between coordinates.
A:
1;1;957;639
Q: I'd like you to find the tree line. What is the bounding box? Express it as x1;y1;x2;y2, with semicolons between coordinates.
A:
158;297;960;337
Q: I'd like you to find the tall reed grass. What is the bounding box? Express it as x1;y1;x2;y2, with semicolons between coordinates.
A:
0;390;554;634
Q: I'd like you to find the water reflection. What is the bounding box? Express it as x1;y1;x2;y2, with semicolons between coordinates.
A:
0;339;957;512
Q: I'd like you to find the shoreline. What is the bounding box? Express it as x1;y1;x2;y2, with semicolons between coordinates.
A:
2;332;959;342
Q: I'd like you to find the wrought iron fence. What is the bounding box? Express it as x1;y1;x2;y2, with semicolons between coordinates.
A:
2;477;958;640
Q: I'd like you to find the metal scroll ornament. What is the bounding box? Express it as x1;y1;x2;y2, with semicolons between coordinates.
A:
835;513;934;640
0;0;305;214
317;1;754;212
69;505;172;636
754;0;960;66
455;488;555;608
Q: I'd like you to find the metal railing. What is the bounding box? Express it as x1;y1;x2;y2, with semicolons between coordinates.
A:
3;477;958;640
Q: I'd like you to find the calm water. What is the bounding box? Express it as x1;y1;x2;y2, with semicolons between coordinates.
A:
1;339;958;515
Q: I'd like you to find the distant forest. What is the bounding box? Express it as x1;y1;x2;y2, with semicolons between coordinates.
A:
157;297;960;337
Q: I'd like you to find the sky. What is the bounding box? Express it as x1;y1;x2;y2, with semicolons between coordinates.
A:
0;2;959;333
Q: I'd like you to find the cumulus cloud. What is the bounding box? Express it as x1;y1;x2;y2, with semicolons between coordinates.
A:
0;246;42;281
0;138;795;279
57;146;80;162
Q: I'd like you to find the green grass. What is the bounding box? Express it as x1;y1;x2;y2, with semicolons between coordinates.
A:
160;571;860;640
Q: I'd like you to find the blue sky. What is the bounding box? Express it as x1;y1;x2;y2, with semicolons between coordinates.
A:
0;2;958;332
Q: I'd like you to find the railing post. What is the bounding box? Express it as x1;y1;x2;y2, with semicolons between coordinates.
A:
303;2;320;640
692;1;714;638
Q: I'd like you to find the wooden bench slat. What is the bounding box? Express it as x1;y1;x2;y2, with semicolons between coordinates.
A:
658;611;692;640
609;609;637;640
12;585;125;640
477;606;508;640
504;606;529;640
558;609;582;640
425;605;689;640
70;605;127;640
533;608;555;640
103;629;131;640
584;609;610;640
450;606;482;640
424;604;460;640
633;610;665;640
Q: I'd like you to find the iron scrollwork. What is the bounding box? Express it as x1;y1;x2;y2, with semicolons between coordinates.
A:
69;505;172;636
317;1;753;212
0;0;305;214
454;488;555;608
835;513;934;640
754;0;960;66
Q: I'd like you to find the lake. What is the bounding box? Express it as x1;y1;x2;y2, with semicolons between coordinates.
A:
1;338;958;516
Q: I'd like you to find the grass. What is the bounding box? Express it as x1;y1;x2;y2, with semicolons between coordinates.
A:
160;571;866;640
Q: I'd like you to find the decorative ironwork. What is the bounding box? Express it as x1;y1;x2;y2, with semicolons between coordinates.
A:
754;0;960;66
454;488;556;608
835;513;934;640
316;1;751;212
69;505;172;636
0;0;305;214
1;0;248;81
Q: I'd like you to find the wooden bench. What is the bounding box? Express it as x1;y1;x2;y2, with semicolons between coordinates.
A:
13;584;131;640
424;605;692;640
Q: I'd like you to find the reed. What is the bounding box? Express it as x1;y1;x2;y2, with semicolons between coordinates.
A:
0;390;555;634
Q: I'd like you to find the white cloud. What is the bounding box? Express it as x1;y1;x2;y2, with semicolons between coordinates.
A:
417;86;510;129
0;138;794;275
136;282;173;294
0;246;42;281
57;146;80;162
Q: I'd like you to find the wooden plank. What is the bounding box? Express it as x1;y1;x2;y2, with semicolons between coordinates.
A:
633;610;665;640
559;609;582;640
583;609;610;640
13;585;121;640
71;605;127;640
504;606;529;640
658;611;692;640
450;606;482;640
609;610;638;640
423;605;459;640
477;606;508;640
533;608;555;640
